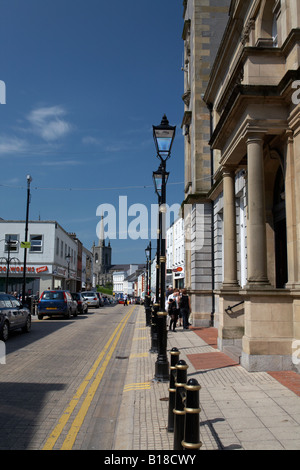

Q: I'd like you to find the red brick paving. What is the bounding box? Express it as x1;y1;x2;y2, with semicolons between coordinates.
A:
191;327;218;349
187;351;239;370
268;371;300;397
190;327;300;396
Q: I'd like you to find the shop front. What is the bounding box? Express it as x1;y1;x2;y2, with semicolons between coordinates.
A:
0;263;76;297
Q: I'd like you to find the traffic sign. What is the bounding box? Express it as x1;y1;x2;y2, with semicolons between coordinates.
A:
21;241;31;249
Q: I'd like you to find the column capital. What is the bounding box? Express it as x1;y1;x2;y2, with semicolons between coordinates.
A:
285;129;294;144
245;131;266;145
221;165;236;177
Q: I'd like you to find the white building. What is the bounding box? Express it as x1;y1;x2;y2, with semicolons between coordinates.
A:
166;217;185;288
113;265;145;299
0;220;91;295
113;271;125;298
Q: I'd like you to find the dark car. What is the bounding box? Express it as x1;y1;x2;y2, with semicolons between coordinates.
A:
37;290;78;320
0;293;31;342
71;293;88;314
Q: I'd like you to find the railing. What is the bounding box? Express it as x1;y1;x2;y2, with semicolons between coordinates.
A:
225;301;244;314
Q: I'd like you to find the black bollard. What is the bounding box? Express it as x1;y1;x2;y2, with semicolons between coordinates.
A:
149;303;159;354
182;378;202;450
173;359;188;450
167;348;180;432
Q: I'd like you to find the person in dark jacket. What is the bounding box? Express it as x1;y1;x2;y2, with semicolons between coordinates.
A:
167;288;179;331
179;288;191;329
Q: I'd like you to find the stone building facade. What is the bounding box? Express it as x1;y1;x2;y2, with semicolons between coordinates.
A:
183;0;300;372
182;0;231;326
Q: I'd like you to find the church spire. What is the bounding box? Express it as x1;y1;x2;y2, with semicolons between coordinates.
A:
98;213;105;247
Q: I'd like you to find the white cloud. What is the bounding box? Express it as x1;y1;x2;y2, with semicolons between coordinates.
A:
82;136;103;146
0;136;28;155
27;105;72;141
41;159;82;167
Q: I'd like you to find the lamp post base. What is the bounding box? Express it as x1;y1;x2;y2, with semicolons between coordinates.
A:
154;314;169;382
154;363;169;382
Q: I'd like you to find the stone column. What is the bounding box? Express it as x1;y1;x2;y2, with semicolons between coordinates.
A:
222;167;238;287
246;133;270;286
285;130;299;288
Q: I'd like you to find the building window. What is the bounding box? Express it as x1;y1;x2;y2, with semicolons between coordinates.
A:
30;235;43;253
56;237;60;256
272;14;278;47
5;234;19;252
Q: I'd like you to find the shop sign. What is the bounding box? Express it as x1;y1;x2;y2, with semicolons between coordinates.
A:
53;267;67;276
0;265;50;274
173;267;184;273
36;266;48;273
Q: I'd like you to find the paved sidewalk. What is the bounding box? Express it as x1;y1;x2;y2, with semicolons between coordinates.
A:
114;306;300;451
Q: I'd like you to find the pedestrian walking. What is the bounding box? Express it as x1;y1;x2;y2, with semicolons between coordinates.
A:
179;288;191;329
167;288;180;332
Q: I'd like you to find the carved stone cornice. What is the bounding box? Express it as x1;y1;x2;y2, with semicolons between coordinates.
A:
241;17;255;45
182;89;191;107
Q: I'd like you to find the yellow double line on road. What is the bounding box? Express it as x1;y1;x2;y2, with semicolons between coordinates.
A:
43;305;136;451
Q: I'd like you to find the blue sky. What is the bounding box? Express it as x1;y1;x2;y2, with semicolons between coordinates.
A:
0;0;185;264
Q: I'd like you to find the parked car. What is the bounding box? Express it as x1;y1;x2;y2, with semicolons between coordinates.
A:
37;290;78;320
95;292;104;307
0;293;31;342
71;293;88;314
81;291;100;308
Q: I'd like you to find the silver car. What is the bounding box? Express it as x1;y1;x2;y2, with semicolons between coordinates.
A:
81;291;100;308
0;293;31;341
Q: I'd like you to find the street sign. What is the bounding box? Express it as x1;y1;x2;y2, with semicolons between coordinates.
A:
21;241;31;249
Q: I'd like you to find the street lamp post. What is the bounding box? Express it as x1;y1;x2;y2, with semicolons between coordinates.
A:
0;237;19;294
152;115;176;382
22;175;32;305
65;254;71;290
144;243;152;326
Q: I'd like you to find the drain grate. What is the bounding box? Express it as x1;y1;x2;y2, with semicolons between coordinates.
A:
116;356;129;360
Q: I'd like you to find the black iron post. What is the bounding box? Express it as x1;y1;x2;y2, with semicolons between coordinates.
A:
154;161;169;381
145;256;150;325
6;237;12;294
22;175;32;305
65;254;71;290
168;347;180;432
145;242;152;326
150;246;160;354
148;240;152;297
173;359;188;450
152;115;176;382
182;378;202;451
